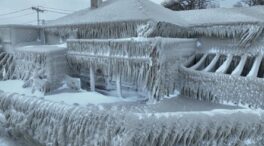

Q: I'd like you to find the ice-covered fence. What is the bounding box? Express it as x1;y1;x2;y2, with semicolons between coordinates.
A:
67;37;196;101
1;91;264;146
180;53;264;108
13;45;68;93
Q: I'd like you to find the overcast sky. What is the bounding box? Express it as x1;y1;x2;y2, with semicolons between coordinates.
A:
0;0;239;25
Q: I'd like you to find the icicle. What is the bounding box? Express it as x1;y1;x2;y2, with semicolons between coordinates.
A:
90;65;95;92
116;72;122;98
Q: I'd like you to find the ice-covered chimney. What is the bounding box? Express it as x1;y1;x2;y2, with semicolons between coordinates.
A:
91;0;103;8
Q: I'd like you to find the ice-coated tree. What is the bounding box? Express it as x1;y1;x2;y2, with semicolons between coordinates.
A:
162;0;219;11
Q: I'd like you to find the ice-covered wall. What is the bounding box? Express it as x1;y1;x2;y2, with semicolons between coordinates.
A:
13;46;68;93
0;27;12;53
1;91;264;146
67;37;196;101
11;27;39;47
0;25;40;53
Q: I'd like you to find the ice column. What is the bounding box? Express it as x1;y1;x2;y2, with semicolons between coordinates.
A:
90;65;95;91
116;73;122;97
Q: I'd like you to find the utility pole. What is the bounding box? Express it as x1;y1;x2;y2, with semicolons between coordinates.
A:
31;6;45;25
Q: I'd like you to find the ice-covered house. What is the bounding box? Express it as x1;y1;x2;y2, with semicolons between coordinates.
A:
178;6;264;108
39;0;197;100
0;25;40;52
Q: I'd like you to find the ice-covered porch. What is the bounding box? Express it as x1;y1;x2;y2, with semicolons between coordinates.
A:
66;37;197;100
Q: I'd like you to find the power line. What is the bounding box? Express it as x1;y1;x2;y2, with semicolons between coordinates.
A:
0;12;35;20
0;8;31;17
39;6;74;12
32;7;45;26
44;9;71;15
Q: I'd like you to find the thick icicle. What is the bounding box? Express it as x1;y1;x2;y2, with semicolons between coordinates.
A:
116;73;122;97
90;65;95;91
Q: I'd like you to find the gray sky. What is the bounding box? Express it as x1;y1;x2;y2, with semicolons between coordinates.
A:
0;0;239;25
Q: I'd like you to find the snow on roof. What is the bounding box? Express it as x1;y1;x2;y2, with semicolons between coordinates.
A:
177;6;264;26
175;6;264;47
46;0;188;27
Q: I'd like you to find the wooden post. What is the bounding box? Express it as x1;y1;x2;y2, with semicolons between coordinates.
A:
90;66;95;91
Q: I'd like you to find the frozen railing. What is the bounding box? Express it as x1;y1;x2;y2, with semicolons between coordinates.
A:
180;53;264;108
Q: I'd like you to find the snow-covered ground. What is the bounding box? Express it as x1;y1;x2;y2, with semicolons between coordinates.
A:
0;80;138;106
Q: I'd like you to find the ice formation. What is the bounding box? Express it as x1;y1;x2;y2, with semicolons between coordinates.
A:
1;91;264;146
0;50;15;80
13;46;68;93
0;0;264;145
66;38;196;101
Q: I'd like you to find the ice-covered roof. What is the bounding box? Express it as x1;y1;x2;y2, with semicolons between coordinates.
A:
46;0;188;27
177;6;264;26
